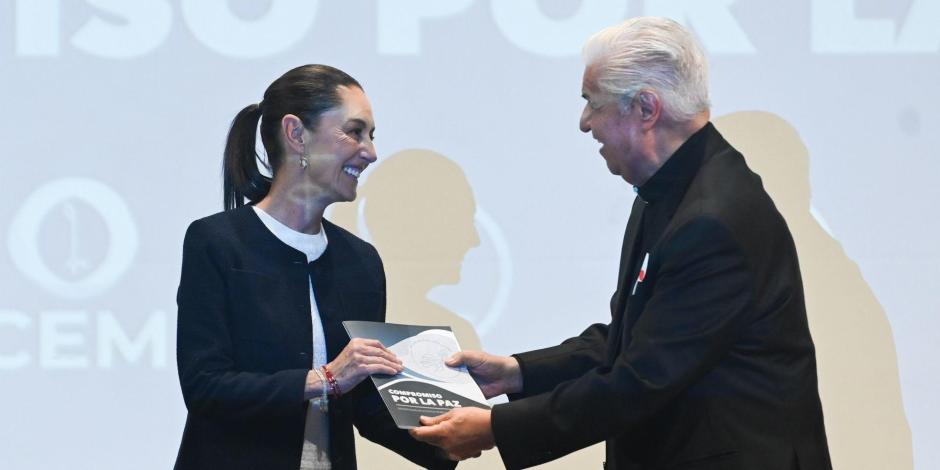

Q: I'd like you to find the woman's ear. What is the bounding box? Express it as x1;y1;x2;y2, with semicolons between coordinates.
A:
280;114;306;154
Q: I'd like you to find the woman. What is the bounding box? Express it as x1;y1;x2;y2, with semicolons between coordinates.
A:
174;65;454;470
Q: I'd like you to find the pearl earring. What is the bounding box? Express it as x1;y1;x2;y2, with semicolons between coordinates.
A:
300;155;309;168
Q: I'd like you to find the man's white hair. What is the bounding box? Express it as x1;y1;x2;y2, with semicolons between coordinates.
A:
582;17;710;123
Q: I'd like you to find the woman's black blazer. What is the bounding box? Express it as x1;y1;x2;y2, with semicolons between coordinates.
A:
174;206;452;470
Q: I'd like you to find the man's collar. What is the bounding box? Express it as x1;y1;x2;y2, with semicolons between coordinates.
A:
635;122;714;203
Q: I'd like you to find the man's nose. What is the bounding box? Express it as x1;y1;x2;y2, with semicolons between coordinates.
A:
579;108;591;133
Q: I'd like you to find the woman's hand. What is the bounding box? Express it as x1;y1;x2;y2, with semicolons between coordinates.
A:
324;338;403;394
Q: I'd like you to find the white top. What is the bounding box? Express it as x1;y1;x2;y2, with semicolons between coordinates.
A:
252;206;331;470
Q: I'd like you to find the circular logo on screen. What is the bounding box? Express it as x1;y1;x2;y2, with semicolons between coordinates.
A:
7;177;138;300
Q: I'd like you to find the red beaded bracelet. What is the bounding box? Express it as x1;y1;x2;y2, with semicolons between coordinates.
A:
322;365;341;397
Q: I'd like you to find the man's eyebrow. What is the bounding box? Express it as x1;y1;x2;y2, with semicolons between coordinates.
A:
581;93;589;100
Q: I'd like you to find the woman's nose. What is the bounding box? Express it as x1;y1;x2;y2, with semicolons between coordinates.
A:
360;140;377;162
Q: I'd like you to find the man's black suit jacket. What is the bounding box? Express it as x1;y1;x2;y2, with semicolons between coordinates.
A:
491;124;832;470
174;206;453;470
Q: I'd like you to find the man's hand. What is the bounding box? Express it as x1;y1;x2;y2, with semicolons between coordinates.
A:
447;351;522;398
409;408;495;461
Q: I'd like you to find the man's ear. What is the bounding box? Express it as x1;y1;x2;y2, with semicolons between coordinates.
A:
635;90;662;128
281;114;306;154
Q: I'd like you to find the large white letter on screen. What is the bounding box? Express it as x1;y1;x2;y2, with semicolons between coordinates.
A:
645;0;755;54
896;0;940;53
491;0;629;57
71;0;172;59
39;311;89;369
97;311;167;368
15;0;60;56
377;0;475;55
0;310;30;369
181;0;318;58
811;0;895;53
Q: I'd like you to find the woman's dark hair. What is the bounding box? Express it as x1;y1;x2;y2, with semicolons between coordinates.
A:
222;64;362;210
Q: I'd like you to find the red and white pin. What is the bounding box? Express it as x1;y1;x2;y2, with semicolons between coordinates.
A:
632;253;650;295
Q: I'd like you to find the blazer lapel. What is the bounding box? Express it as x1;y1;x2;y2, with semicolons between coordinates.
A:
607;197;646;359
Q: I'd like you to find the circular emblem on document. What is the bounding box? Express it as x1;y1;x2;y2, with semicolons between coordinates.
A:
409;335;461;381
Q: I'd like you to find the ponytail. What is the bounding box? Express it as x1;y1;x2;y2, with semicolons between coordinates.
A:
222;103;270;210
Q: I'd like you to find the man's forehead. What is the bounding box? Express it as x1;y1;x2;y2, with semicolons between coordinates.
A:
582;64;599;88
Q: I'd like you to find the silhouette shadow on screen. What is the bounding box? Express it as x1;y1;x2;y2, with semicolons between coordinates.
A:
715;111;913;470
333;148;606;470
331;148;482;351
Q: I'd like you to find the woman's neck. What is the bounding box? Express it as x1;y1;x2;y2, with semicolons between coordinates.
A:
256;176;327;235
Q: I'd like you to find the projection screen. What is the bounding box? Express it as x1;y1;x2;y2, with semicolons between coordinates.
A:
1;1;937;469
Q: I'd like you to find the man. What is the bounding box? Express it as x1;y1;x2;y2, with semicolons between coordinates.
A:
411;17;832;470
